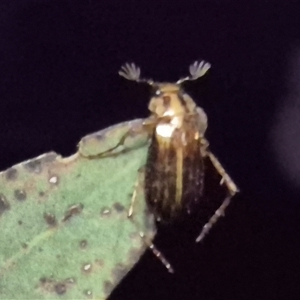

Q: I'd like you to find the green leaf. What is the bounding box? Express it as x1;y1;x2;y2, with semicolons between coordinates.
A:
0;119;154;300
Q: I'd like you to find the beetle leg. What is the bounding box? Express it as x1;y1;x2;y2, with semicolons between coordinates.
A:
196;139;239;242
128;167;145;218
129;169;174;273
206;151;239;195
196;193;233;242
139;231;174;273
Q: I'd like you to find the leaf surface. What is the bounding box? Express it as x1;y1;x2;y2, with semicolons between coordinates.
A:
0;120;153;300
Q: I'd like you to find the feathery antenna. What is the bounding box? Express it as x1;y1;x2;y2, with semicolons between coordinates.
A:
118;60;211;85
176;61;211;84
118;63;153;85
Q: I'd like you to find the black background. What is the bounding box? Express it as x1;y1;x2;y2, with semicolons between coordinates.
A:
0;1;300;300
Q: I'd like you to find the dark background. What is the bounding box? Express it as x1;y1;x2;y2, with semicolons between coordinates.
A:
0;1;300;299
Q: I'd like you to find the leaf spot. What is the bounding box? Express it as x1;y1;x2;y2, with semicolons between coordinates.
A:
0;193;10;215
83;289;93;298
23;159;42;174
43;212;57;227
49;175;59;185
14;189;26;201
81;263;92;274
5;168;18;180
54;283;66;295
79;239;88;249
100;207;111;216
113;202;125;213
62;203;84;222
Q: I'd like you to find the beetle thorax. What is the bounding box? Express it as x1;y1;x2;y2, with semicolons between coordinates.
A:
147;85;187;138
148;84;194;116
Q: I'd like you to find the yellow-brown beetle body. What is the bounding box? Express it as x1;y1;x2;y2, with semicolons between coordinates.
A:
112;61;239;272
118;61;238;230
145;83;208;221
